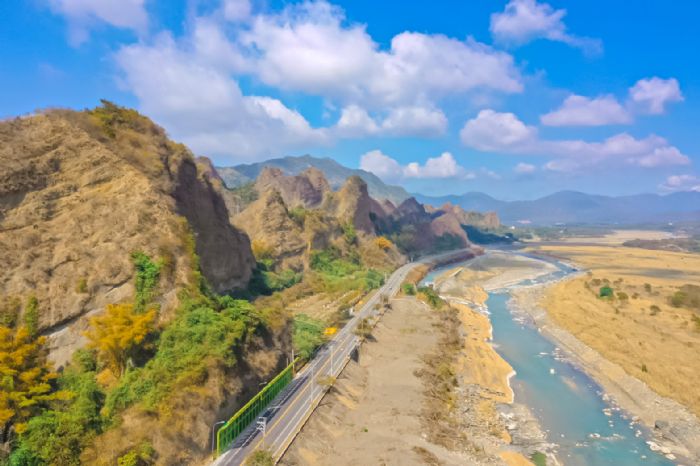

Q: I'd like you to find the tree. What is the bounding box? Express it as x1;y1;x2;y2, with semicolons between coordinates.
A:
0;326;67;442
599;286;614;298
84;304;156;377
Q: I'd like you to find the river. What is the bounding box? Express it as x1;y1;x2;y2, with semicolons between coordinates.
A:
423;251;676;466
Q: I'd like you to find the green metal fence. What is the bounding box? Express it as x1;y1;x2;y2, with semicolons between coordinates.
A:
216;358;299;456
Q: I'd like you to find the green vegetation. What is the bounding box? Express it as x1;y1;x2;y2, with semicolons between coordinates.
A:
530;451;548;466
247;261;303;297
341;222;357;245
0;296;21;328
230;182;258;207
287;206;307;227
417;286;445;309
308;247;383;293
103;296;262;416
76;277;88;294
402;283;416;295
131;252;161;312
292;314;325;360
88;100;142;139
669;285;700;309
432;233;464;252
10;356;105;466
599;286;614;298
24;295;39;338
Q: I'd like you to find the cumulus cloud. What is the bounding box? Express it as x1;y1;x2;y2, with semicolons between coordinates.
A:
629;77;684;114
241;1;523;107
115;33;329;162
514;162;536;174
659;175;700;193
490;0;601;54
335;105;447;138
48;0;148;45
460;109;537;151
541;77;684;127
460;109;690;172
360;150;473;182
541;95;631;126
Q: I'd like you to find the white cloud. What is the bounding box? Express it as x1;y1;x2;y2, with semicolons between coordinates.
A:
659;175;700;193
381;106;447;137
460;109;691;172
460;109;537;151
223;0;251;22
240;1;522;107
335;105;380;137
541;95;631;126
115;33;329;162
360;150;472;182
335;105;447;138
490;0;601;54
629;77;684;114
514;162;536;174
48;0;148;45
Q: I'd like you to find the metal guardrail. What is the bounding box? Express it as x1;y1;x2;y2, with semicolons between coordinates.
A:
216;357;300;457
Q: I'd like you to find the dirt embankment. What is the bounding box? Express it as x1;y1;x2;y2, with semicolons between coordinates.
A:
281;294;521;466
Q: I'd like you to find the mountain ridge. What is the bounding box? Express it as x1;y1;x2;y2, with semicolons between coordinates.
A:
217;155;411;205
415;190;700;225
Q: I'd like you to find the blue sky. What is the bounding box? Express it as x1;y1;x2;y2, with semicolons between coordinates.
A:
2;0;699;199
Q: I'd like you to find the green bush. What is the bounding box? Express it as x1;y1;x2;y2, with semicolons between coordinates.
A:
309;248;360;277
417;286;445;309
293;314;325;360
342;222;357;245
103;297;262;416
131;252;161;311
599;286;614;298
530;451;547;466
11;365;105;466
24;295;39;337
402;283;416;295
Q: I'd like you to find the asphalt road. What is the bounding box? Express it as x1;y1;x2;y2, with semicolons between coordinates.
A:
212;250;469;466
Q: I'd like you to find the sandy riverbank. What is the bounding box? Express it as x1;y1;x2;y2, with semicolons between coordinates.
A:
517;238;700;464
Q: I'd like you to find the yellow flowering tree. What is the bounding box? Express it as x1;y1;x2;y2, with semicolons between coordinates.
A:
84;303;156;377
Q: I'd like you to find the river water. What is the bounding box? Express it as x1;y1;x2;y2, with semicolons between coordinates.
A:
422;253;676;466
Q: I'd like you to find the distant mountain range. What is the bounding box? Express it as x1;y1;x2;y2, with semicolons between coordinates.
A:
218;155;700;226
415;190;700;226
217;155;411;205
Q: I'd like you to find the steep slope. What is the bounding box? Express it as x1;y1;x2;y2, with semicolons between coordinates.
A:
218;154;411;204
0;105;255;363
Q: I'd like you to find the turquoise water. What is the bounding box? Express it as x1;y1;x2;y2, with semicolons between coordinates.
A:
424;255;676;466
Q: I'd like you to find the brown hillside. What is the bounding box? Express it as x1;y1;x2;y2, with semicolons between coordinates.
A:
0;105;254;363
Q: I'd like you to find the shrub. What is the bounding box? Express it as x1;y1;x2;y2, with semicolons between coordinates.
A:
342;222;357;245
402;283;416;295
644;283;652;293
131;252;161;311
293;314;325;360
599;286;614;298
103;297;261;416
650;305;661;316
641;363;648;373
670;291;687;308
417;286;445;309
84;303;157;377
0;296;21;328
616;292;629;302
76;277;89;294
24;295;39;338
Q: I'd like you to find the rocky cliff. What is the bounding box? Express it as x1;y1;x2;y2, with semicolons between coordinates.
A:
0;103;255;363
